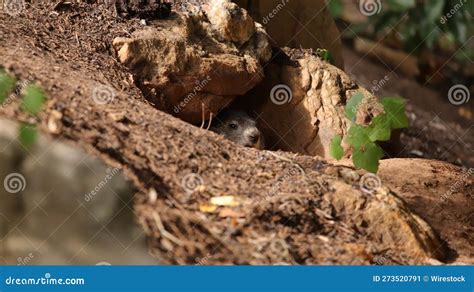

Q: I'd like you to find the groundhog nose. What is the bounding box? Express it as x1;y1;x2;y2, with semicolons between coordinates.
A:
249;132;260;143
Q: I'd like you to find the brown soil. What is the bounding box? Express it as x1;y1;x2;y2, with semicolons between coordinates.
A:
378;159;473;263
0;2;472;264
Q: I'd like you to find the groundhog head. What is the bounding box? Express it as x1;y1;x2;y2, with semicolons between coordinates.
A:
210;109;264;149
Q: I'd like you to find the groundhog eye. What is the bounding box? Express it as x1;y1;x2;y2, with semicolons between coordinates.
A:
229;123;238;130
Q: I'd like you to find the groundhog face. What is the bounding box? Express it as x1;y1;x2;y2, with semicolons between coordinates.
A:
210;110;264;149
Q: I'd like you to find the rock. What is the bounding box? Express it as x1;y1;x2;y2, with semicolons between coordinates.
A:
326;180;449;263
111;3;357;158
243;23;273;64
332;157;473;264
377;159;474;264
113;1;271;124
0;119;21;263
204;0;255;45
0;119;153;264
252;49;383;158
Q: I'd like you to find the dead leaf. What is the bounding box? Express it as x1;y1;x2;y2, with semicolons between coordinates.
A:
219;208;245;218
256;172;273;178
210;196;240;207
199;203;218;213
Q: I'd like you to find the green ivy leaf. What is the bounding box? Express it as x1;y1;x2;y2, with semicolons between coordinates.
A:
330;135;344;160
381;97;409;129
347;124;371;149
345;92;364;122
366;113;392;142
22;84;46;116
352;142;384;173
19;123;38;148
0;71;16;104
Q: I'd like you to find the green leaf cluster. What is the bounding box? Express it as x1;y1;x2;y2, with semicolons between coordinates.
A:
20;84;46;148
330;92;408;173
0;70;47;148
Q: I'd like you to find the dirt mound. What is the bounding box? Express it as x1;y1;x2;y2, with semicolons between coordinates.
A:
378;159;473;264
0;1;469;265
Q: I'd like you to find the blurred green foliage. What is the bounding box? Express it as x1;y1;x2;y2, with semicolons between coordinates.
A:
0;69;16;103
316;48;336;65
371;0;473;56
328;0;343;18
22;84;46;115
0;70;46;148
19;123;38;148
329;0;473;60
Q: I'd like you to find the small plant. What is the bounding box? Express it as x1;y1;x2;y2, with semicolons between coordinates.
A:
316;48;335;65
330;92;408;173
0;69;46;148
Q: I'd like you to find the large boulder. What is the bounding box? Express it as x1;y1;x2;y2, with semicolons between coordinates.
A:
0;119;153;265
113;0;272;124
242;49;383;158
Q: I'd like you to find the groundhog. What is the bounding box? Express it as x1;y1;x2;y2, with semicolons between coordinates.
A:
210;109;264;149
